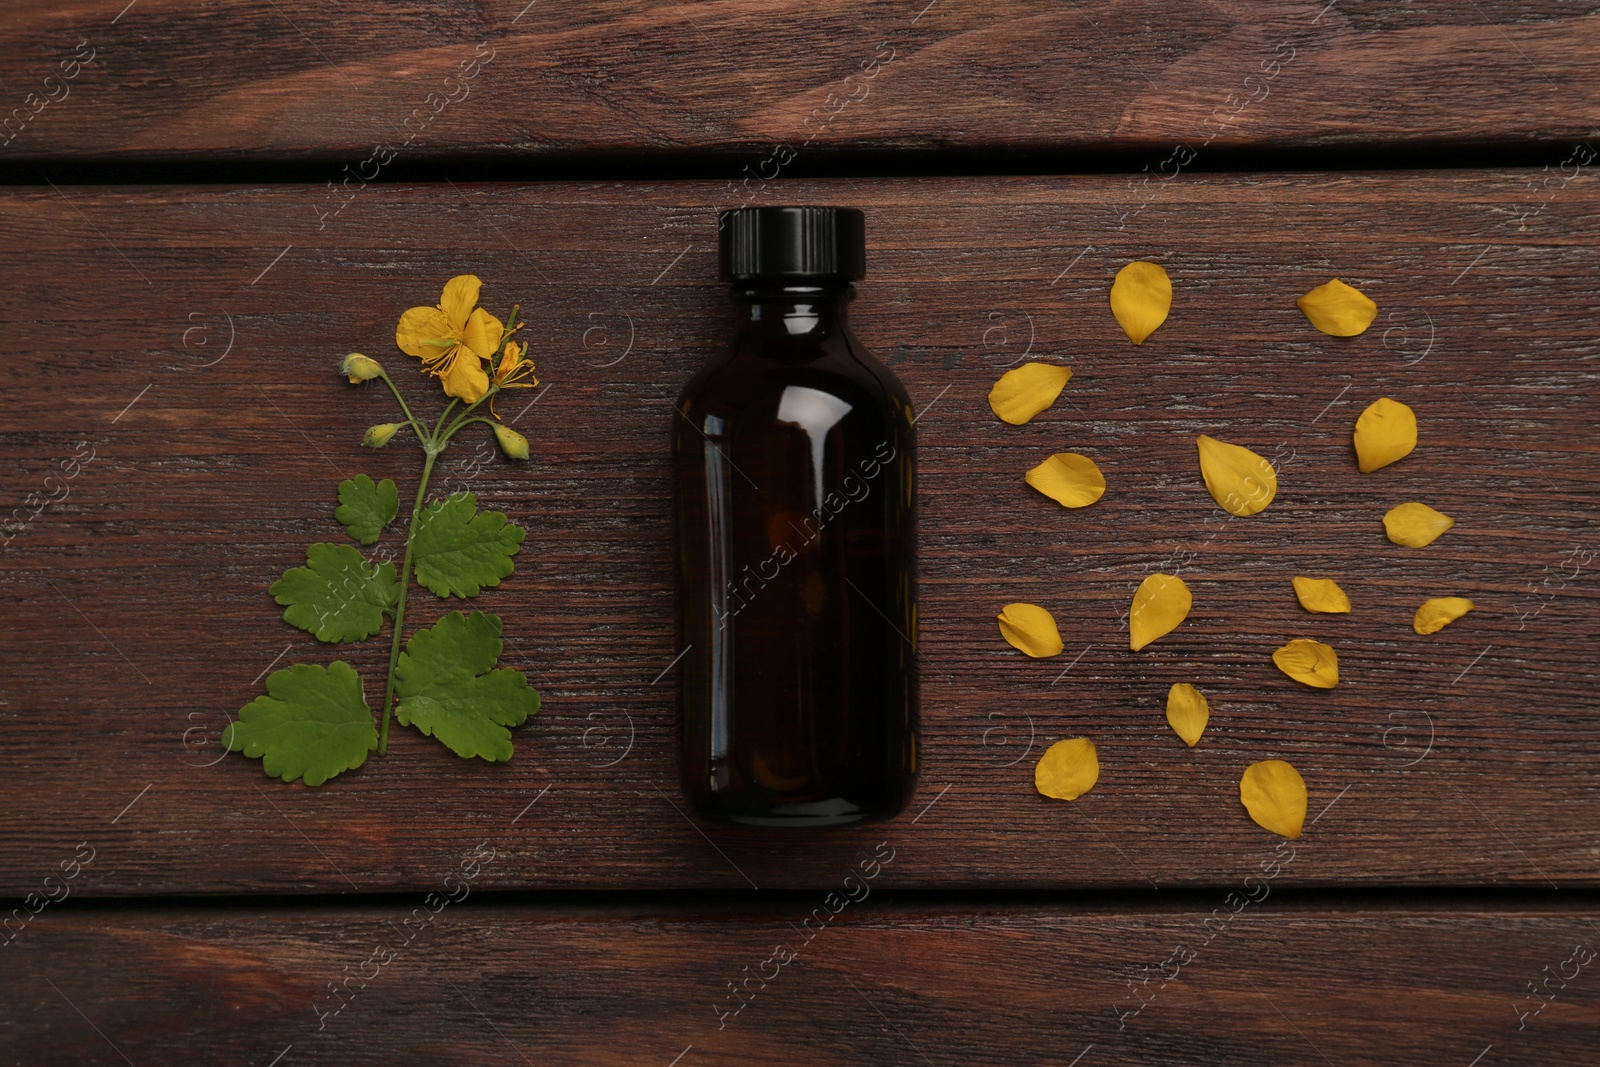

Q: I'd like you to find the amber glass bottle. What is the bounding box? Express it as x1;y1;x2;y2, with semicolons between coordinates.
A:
674;206;917;826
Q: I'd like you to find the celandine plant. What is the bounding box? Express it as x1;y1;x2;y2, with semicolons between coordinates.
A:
224;275;542;786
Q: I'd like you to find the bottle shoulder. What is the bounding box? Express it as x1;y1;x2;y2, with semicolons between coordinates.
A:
677;330;911;430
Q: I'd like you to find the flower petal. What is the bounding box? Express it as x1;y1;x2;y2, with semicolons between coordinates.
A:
1292;576;1351;614
497;340;523;378
1165;682;1209;747
1240;759;1306;839
987;362;1073;425
1296;278;1377;337
494;340;538;393
1109;261;1171;345
437;350;489;403
1034;737;1099;801
1353;396;1417;473
396;306;454;358
462;307;504;360
1272;638;1339;688
1197;435;1278;516
1129;573;1191;652
997;602;1063;658
1414;597;1474;635
439;275;483;332
1384;502;1455;547
1025;452;1106;508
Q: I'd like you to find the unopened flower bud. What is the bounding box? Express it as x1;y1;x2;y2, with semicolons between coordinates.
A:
363;423;402;448
492;422;529;461
341;352;384;383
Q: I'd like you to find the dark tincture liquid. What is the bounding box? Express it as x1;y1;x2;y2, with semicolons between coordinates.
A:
674;210;917;826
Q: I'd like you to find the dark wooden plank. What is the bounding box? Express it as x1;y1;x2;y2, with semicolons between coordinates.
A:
4;899;1598;1064
2;2;1600;162
0;172;1597;895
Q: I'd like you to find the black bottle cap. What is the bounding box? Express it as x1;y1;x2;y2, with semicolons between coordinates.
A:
718;206;865;282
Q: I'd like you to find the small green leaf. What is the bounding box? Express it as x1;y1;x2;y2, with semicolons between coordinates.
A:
335;474;400;545
412;493;526;598
395;611;540;761
271;543;398;643
224;661;377;785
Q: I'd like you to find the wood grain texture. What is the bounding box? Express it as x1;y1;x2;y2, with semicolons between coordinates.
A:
4;900;1598;1064
0;172;1597;895
2;2;1600;162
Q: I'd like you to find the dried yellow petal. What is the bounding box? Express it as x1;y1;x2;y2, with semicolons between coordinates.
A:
1239;759;1306;839
1414;597;1474;635
988;362;1073;425
1197;435;1278;516
1165;683;1209;747
1034;737;1100;801
997;602;1063;658
1353;397;1417;473
1292;576;1351;614
1384;502;1455;547
1025;452;1106;508
1109;261;1171;345
1129;573;1191;652
1272;638;1339;688
1296;278;1377;337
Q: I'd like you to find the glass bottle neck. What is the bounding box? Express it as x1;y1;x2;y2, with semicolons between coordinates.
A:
730;283;853;337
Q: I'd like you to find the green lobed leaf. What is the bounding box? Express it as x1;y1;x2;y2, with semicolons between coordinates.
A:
271;542;399;643
395;611;540;761
335;474;400;545
411;493;526;598
223;661;378;785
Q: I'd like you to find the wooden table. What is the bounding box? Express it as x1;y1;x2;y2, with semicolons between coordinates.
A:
3;3;1598;1063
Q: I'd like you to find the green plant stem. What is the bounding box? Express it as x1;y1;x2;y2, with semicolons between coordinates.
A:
438;386;499;442
440;416;500;442
376;370;429;444
378;446;438;755
371;326;517;754
433;398;459;440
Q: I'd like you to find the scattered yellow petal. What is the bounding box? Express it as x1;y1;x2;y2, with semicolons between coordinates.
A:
1129;573;1191;652
1414;597;1474;635
997;602;1063;658
1026;452;1106;508
1197;435;1278;516
1296;278;1378;337
1353;397;1417;473
1272;638;1339;688
1292;576;1351;614
1109;261;1171;345
988;362;1073;425
1239;759;1307;839
1384;502;1455;547
1034;738;1100;801
1165;683;1209;747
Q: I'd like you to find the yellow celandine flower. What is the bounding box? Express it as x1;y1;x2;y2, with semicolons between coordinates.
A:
396;275;504;403
488;339;538;420
494;340;538;391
